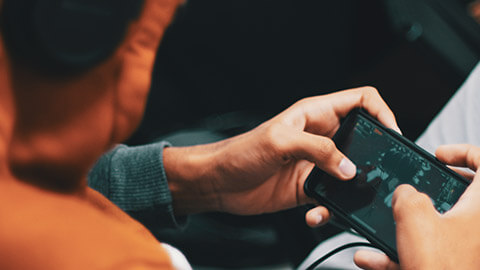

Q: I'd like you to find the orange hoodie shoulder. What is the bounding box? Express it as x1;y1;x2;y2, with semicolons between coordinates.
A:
0;180;173;270
0;0;182;269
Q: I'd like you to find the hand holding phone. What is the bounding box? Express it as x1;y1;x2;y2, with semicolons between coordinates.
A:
355;144;480;270
304;108;470;262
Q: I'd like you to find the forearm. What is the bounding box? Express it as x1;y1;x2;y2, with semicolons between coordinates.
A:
162;142;224;216
93;87;400;222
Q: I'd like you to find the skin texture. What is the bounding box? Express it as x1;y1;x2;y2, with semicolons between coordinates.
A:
162;86;401;220
354;144;480;270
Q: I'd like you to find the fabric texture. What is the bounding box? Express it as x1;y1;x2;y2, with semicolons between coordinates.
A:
0;0;182;269
416;61;480;154
89;141;186;230
161;243;193;270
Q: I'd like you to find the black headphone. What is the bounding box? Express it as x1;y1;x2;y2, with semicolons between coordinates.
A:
2;0;144;74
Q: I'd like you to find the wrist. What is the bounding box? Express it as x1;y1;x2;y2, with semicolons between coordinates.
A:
163;145;221;215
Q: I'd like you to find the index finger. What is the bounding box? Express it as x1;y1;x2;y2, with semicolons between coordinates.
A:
435;144;480;172
325;87;401;133
437;145;480;212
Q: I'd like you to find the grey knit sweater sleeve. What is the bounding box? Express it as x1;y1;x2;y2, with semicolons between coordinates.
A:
88;141;185;230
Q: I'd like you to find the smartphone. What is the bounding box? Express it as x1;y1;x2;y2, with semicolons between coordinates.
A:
304;108;470;262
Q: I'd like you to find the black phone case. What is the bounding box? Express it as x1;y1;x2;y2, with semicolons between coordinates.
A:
304;108;470;262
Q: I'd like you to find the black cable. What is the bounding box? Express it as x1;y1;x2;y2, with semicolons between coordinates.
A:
304;242;377;270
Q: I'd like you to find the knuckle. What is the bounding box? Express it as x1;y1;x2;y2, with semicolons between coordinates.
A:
319;138;336;156
264;124;288;153
362;86;379;95
403;192;430;211
263;124;279;146
316;138;342;169
415;193;432;207
293;97;310;107
287;97;311;116
467;145;480;170
360;86;380;100
392;185;416;213
393;184;412;196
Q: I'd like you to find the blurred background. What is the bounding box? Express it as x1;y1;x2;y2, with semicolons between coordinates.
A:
126;0;480;269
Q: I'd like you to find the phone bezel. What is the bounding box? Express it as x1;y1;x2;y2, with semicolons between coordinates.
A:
304;108;470;262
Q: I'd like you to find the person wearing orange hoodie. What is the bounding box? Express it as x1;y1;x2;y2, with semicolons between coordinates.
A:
0;0;187;269
0;0;403;268
0;0;404;268
3;0;480;269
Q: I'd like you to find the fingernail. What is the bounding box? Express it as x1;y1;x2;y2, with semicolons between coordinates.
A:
394;125;403;135
357;250;388;265
339;158;356;179
314;213;323;225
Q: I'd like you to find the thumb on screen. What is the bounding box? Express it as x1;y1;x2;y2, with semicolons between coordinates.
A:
391;184;436;224
290;131;356;181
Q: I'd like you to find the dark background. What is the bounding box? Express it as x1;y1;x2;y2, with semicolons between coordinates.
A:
129;0;480;145
127;0;480;268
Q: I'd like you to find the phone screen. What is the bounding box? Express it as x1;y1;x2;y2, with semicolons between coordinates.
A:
306;110;469;258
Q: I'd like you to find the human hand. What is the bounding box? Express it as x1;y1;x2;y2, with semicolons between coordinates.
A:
163;87;400;220
354;144;480;270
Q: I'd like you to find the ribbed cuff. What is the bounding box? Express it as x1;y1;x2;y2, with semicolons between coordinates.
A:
88;141;187;230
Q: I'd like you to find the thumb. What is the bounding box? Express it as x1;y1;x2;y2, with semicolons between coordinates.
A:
354;250;400;270
391;184;436;225
289;131;357;180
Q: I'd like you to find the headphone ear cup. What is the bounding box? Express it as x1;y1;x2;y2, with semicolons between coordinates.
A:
2;0;38;67
2;0;143;74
